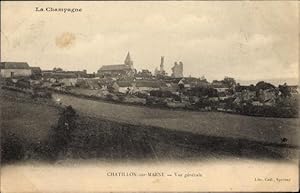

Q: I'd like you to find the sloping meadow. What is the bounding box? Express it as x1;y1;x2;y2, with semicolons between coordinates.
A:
1;89;298;164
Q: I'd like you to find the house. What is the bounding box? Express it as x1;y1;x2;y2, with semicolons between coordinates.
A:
161;83;179;93
112;80;165;94
30;67;42;77
112;81;133;93
60;78;78;87
85;79;102;90
0;62;32;78
194;80;210;88
98;52;136;78
178;78;191;89
42;69;87;79
211;80;225;88
68;70;89;78
211;80;230;95
133;80;164;92
218;92;230;101
214;87;229;93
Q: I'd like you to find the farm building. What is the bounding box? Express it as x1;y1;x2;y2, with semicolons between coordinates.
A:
0;62;32;78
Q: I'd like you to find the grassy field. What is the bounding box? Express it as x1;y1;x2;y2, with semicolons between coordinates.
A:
64;115;297;161
1;90;60;141
1;89;298;164
0;90;62;162
53;93;299;147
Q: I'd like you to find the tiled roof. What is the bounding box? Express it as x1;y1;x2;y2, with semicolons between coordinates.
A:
99;64;132;71
0;62;30;69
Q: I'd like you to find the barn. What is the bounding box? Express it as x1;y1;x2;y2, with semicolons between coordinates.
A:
0;62;32;78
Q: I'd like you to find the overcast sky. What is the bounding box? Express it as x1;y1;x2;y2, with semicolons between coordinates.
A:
1;1;298;82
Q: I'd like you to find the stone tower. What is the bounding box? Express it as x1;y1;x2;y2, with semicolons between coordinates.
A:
160;56;164;72
171;61;183;78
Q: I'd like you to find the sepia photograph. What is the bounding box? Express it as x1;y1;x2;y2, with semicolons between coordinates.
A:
1;1;299;192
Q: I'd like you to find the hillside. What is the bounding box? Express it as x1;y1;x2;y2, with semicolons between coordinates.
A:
1;89;298;164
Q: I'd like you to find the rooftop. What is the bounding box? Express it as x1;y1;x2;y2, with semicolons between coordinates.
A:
99;64;132;71
0;62;30;69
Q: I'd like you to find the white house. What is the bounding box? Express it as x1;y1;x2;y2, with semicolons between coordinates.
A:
0;62;32;78
112;81;133;93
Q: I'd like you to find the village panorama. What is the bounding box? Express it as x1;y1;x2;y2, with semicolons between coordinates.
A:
0;52;299;163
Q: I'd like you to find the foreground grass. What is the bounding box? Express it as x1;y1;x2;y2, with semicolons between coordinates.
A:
1;89;298;164
53;93;299;147
64;115;298;161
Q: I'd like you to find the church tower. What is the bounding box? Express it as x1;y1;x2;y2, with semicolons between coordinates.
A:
124;52;133;68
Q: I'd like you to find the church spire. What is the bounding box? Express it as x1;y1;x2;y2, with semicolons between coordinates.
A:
124;52;133;67
125;52;131;61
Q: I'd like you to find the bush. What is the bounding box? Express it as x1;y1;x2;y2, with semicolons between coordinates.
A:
150;90;163;97
106;94;113;101
1;132;25;163
47;106;78;157
16;79;31;89
195;98;218;109
235;103;298;118
134;92;149;98
186;87;218;97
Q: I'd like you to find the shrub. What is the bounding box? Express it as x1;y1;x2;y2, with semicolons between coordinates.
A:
235;103;298;118
47;106;78;158
1;132;25;163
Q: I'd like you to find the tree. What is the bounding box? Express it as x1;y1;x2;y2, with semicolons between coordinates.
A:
1;132;25;163
53;67;63;72
255;81;275;91
223;77;236;88
249;84;256;91
48;105;77;157
178;83;184;91
278;83;291;97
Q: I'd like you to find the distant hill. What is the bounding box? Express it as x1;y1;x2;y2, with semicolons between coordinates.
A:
237;77;298;86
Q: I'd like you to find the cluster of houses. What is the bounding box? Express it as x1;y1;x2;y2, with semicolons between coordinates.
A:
0;53;299;115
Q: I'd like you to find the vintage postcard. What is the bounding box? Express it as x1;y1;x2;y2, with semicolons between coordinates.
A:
0;1;299;192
